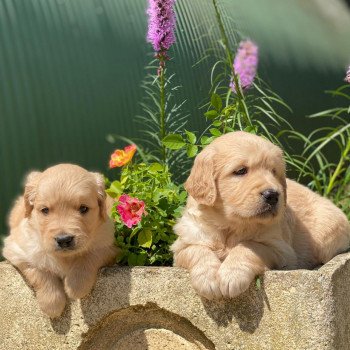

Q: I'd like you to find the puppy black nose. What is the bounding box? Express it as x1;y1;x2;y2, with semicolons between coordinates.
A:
55;234;75;249
261;189;279;205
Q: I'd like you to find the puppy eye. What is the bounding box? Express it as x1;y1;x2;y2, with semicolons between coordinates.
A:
79;205;89;215
272;168;277;175
41;207;49;215
233;167;248;176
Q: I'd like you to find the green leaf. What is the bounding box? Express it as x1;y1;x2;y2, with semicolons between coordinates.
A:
255;276;261;290
185;130;197;144
136;252;147;266
204;110;218;119
179;191;187;202
158;197;169;211
186;144;198;157
127;253;139;266
138;229;153;248
244;125;258;134
105;189;118;198
109;180;123;196
211;93;222;111
149;162;164;173
209;128;222;136
162;134;186;150
121;175;128;185
200;136;215;145
157;208;168;217
212;120;222;127
152;190;162;203
130;227;140;239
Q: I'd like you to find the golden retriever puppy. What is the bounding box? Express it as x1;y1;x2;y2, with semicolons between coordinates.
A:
171;132;350;300
3;164;118;318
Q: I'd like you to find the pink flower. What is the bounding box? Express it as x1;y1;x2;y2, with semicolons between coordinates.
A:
146;0;176;52
345;66;350;84
117;194;147;228
230;40;259;93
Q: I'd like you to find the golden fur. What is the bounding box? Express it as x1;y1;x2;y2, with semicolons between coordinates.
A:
3;164;118;318
171;132;350;300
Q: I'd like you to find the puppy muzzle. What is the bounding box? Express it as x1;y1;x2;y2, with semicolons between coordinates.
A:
258;189;280;216
55;234;75;250
261;189;279;206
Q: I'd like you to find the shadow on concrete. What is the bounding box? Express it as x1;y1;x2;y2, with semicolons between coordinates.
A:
9;264;74;335
202;277;268;334
50;302;72;334
79;265;132;326
48;264;132;338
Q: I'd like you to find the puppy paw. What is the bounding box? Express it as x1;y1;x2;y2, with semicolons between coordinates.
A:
190;266;222;300
37;290;66;318
218;265;253;298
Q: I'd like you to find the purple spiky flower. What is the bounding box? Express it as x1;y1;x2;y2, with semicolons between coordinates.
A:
345;66;350;84
230;40;259;93
147;0;176;53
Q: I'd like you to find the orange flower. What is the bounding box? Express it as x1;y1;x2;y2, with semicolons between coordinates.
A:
109;144;137;168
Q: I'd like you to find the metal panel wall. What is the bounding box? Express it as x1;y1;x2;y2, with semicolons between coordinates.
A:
0;0;345;242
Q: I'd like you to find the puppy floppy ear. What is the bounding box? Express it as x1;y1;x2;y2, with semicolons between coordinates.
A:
185;147;217;206
92;172;107;220
281;160;287;205
24;171;42;217
275;148;287;205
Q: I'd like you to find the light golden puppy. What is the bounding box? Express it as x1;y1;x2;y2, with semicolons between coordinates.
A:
3;164;118;318
172;132;350;300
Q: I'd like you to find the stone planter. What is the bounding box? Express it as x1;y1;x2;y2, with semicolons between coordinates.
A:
1;252;350;350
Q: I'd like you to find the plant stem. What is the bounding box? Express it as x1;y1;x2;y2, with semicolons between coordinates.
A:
211;0;251;128
326;138;350;195
212;0;233;67
159;59;166;163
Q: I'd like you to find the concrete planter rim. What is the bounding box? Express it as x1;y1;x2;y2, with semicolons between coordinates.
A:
1;252;350;349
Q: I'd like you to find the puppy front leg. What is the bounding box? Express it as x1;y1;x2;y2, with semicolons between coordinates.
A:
64;260;99;300
23;267;66;318
174;245;222;300
218;241;277;298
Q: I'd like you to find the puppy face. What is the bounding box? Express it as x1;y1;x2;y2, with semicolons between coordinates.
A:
24;164;107;255
185;132;287;224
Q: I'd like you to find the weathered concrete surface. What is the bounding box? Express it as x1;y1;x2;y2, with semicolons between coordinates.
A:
1;252;350;350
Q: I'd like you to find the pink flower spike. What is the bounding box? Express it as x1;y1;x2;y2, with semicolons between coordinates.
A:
146;0;176;52
117;194;147;228
230;40;259;93
345;66;350;84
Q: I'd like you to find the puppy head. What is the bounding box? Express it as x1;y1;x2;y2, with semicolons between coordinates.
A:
186;132;287;224
24;164;108;255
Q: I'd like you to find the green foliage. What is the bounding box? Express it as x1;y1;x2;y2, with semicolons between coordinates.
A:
162;0;296;165
162;134;186;150
106;0;350;269
162;66;295;164
137;62;191;180
106;162;187;266
283;85;350;219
